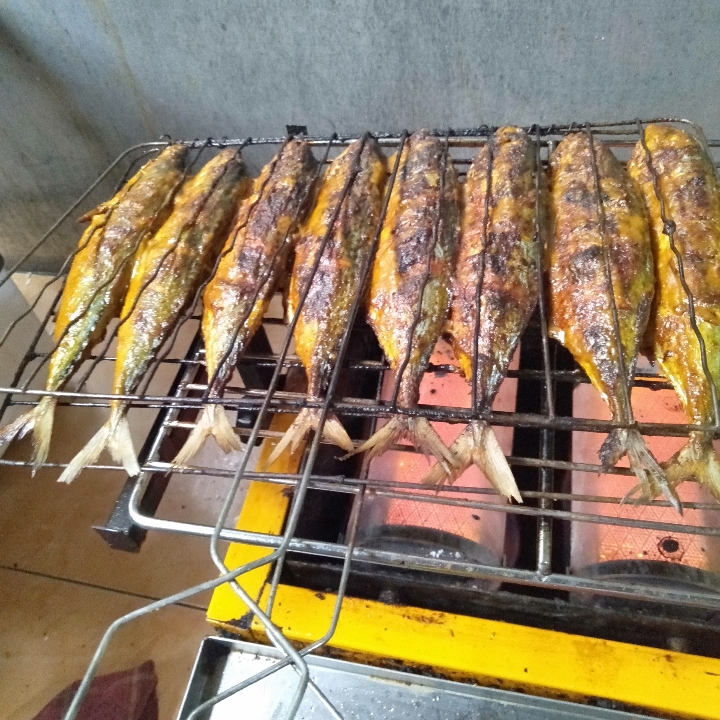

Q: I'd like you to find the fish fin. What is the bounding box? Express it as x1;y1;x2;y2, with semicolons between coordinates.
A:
77;200;113;223
346;416;456;477
172;404;241;468
423;421;522;502
106;412;141;477
30;397;57;474
58;407;139;484
603;428;681;514
663;437;720;503
263;408;353;469
422;457;455;488
0;397;57;475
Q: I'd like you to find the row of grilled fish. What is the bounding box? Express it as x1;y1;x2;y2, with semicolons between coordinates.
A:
3;124;719;514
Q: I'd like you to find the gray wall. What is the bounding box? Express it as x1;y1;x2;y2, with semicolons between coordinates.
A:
2;0;719;268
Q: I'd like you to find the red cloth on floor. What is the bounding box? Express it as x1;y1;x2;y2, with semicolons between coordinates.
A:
32;660;158;720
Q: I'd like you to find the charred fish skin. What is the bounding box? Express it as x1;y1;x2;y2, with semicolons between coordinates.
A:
0;144;188;471
204;140;317;394
425;127;537;501
290;138;387;393
115;148;248;397
352;130;460;471
548;133;675;507
451;127;538;406
265;137;388;466
369;131;459;404
549;133;653;415
628;124;720;498
58;147;248;484
173;140;317;465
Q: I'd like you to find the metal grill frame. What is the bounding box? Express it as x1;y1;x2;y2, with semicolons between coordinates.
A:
3;118;720;719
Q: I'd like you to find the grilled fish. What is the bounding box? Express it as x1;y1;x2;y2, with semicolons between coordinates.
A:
172;139;317;466
265;137;387;467
349;130;460;472
0;144;188;472
628;124;720;500
423;127;537;501
59;147;248;483
548;132;677;509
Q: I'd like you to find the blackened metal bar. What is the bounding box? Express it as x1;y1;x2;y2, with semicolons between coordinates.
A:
7;382;720;437
470;132;494;416
129;468;720;535
534;126;555;419
535;126;557;576
636;119;720;428
536;431;555;575
391;131;450;409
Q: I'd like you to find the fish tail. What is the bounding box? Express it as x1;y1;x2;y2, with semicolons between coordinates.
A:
263;408;353;469
604;428;682;514
662;435;720;503
0;396;57;474
347;415;457;477
30;397;57;474
58;405;139;484
172;404;241;468
422;421;522;502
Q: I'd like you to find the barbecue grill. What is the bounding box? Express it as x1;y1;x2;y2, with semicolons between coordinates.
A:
3;118;720;719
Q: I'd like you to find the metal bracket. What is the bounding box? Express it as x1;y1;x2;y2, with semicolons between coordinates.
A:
286;124;308;137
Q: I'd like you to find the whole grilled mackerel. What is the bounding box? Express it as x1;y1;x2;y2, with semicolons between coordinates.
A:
265;137;387;467
628;124;720;500
173;140;317;466
59;148;248;483
350;130;460;473
424;127;537;501
0;144;188;473
548;133;677;509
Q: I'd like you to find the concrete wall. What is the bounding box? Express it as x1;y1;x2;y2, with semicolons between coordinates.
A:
1;0;719;268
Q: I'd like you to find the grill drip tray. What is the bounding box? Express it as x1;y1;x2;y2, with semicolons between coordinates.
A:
178;637;656;719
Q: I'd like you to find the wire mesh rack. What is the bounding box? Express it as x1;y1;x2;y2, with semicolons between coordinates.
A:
2;118;720;719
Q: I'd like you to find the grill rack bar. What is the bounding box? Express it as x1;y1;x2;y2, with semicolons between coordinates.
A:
4;118;720;720
4;382;719;436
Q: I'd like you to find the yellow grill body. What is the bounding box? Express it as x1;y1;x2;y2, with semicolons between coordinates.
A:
208;416;720;719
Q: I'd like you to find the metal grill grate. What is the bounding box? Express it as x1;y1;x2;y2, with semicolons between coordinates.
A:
3;118;720;718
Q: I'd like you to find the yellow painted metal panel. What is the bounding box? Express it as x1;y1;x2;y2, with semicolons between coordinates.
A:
249;584;720;719
206;413;302;624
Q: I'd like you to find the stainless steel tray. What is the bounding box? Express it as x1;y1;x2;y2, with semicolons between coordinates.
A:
178;637;656;720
